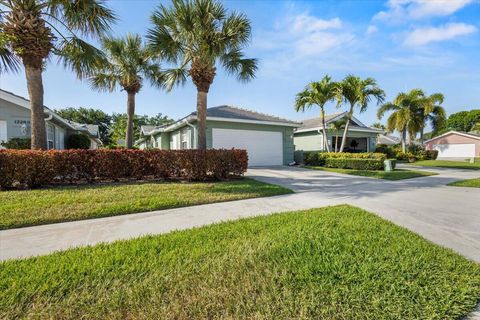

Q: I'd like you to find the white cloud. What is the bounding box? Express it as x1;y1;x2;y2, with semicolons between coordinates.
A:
366;25;379;35
374;0;473;22
291;15;342;33
404;22;477;46
254;13;354;57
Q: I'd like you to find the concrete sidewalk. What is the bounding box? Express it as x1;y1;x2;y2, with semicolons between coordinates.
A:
1;165;479;262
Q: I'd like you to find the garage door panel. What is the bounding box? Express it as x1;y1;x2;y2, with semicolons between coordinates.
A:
433;144;475;158
212;128;283;166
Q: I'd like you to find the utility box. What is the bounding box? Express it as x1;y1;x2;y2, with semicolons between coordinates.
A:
384;160;394;172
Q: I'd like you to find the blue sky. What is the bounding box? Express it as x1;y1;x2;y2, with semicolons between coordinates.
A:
1;0;479;127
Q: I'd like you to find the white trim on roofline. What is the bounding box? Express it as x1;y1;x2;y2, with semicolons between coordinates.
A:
424;130;480;143
324;112;367;128
0;90;31;109
145;115;301;137
295;126;383;134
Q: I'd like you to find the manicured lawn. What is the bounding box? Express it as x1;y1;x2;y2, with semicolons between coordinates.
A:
0;178;292;230
1;205;479;319
306;166;437;180
413;160;480;170
448;178;480;188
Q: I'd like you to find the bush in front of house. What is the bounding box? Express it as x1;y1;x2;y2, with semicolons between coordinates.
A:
0;138;31;149
66;134;91;149
375;145;438;162
0;149;248;190
325;158;385;170
303;152;386;166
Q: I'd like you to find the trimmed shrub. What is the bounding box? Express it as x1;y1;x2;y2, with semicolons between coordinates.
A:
66;134;91;149
425;150;438;160
0;149;248;190
304;152;386;165
0;138;31;149
325;158;385;170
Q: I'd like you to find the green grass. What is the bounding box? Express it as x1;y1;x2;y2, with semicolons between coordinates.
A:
0;178;292;230
448;178;480;188
413;160;480;170
1;205;479;319
306;166;437;180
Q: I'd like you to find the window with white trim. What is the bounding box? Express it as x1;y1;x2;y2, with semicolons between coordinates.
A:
180;129;189;149
46;123;55;150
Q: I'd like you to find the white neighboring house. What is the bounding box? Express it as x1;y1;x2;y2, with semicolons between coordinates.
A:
0;89;101;149
377;134;400;146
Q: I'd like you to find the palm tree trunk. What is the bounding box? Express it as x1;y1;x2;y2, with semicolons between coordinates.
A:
126;91;135;149
339;107;354;152
420;126;425;145
321;108;330;152
401;128;407;152
25;65;46;150
197;90;207;150
335;133;339;153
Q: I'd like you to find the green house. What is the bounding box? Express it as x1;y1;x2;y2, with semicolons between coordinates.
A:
294;112;383;152
137;106;300;166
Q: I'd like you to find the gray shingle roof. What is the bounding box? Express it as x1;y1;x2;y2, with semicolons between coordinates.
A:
299;112;345;130
190;106;299;124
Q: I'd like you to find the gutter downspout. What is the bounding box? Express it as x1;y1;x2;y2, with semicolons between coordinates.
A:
185;121;197;149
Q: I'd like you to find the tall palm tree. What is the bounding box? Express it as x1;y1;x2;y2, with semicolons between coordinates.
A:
295;75;336;152
329;118;346;152
0;0;116;149
377;89;424;152
419;93;446;143
335;75;385;152
147;0;257;150
89;34;164;149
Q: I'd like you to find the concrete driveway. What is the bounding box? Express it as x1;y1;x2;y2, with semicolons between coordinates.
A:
247;165;480;263
1;165;479;263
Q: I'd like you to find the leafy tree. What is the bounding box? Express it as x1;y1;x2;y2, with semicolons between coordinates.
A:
147;0;257;150
54;107;112;145
418;93;446;143
464;110;480;132
336;75;385;152
442;110;480;133
371;122;386;130
0;0;116;149
377;89;424;152
89;34;164;149
295;75;337;152
109;113;172;147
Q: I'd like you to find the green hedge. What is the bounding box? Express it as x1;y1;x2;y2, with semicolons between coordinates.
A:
325;158;385;170
304;152;386;166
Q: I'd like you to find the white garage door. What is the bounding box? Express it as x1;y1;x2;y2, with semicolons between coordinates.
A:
433;143;475;158
212;128;283;166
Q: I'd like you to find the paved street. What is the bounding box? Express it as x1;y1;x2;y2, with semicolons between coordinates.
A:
1;165;479;262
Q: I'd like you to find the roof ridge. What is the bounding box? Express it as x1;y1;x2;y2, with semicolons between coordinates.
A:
217;105;294;122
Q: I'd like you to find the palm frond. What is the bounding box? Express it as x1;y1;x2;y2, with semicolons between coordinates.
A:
163;67;188;91
56;37;106;78
46;0;116;37
0;45;20;73
89;72;118;92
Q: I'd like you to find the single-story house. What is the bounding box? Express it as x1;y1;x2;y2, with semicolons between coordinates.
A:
0;89;101;149
137;106;301;166
424;131;480;159
377;134;400;146
294;112;383;152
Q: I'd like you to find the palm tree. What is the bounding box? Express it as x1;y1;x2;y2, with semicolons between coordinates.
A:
0;0;116;149
335;75;385;152
147;0;257;150
295;75;336;152
89;34;164;149
329;118;346;152
419;93;446;143
377;89;424;152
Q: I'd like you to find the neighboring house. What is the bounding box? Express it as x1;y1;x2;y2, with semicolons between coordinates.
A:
377;134;400;146
294;112;383;152
137;106;300;166
424;131;480;159
0;89;101;149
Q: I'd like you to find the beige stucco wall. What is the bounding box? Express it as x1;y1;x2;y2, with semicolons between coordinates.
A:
425;133;480;157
